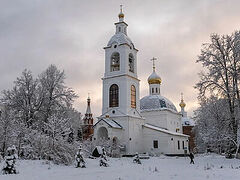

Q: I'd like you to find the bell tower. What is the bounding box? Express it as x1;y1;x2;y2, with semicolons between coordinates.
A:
101;7;140;117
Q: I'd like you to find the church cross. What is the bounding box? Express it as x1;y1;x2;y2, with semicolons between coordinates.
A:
120;5;123;13
150;57;157;71
181;92;184;101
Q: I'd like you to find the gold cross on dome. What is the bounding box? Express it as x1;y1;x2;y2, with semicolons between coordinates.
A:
150;57;157;70
181;92;184;101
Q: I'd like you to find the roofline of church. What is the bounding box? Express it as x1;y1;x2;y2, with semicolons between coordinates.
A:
103;43;138;51
143;123;190;137
102;74;140;82
93;118;123;129
114;21;128;26
97;114;145;121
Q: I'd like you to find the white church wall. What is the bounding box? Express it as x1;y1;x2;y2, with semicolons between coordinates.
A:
141;110;168;129
128;116;145;154
169;136;189;154
143;127;189;155
102;75;140;117
166;112;182;133
143;128;170;155
110;115;145;154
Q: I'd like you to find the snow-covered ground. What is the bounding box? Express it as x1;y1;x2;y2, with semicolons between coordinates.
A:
1;154;240;180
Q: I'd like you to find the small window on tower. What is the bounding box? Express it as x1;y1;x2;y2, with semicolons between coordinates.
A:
156;88;158;93
118;27;121;32
131;85;136;108
153;140;158;148
109;84;119;107
129;53;134;73
111;52;120;71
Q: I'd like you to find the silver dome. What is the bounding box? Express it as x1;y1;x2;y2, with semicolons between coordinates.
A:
140;95;177;112
107;33;134;47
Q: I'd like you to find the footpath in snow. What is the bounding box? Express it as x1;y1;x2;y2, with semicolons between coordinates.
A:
0;154;240;180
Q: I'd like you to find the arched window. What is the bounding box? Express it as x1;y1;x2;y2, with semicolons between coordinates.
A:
156;88;158;93
111;52;120;71
129;53;134;73
131;85;136;108
152;88;154;94
109;84;119;107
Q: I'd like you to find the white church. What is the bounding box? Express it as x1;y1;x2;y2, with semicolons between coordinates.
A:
93;9;189;156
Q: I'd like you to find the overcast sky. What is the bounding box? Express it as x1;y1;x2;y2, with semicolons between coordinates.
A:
1;0;240;118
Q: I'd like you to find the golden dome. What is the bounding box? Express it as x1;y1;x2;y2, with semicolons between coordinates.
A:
179;99;186;108
118;13;124;18
148;70;162;84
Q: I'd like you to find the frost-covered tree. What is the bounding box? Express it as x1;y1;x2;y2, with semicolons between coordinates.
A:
1;70;41;127
39;65;77;125
195;31;240;155
0;106;15;157
0;65;80;164
194;97;234;153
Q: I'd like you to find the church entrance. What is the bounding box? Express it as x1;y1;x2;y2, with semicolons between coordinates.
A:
97;127;108;140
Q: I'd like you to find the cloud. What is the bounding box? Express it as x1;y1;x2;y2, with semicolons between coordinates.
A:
1;0;240;117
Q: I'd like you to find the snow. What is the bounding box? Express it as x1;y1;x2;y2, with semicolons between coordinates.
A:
182;117;195;126
140;95;177;113
144;123;189;137
93;118;122;129
107;33;133;47
1;154;240;180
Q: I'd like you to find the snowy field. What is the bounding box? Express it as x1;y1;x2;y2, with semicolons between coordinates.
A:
1;154;240;180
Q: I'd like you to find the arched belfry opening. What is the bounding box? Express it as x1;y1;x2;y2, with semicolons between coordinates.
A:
111;52;120;71
129;53;134;73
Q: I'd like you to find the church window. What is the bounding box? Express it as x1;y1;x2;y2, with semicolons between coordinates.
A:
129;53;134;72
109;84;119;107
131;85;136;108
182;141;185;149
156;88;158;93
114;45;117;48
152;88;154;93
111;52;120;71
118;27;121;32
159;100;166;108
153;140;158;148
178;140;180;150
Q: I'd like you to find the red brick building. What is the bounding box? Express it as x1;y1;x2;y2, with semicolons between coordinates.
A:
179;95;195;152
82;96;94;140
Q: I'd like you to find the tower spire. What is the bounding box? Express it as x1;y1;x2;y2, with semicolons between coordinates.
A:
82;94;94;140
120;5;123;13
179;93;187;117
86;94;91;114
118;5;124;22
